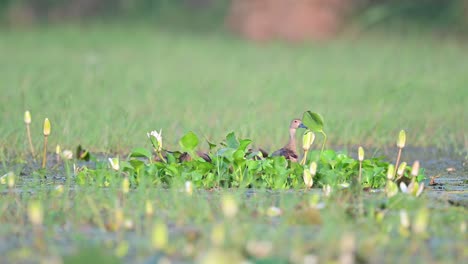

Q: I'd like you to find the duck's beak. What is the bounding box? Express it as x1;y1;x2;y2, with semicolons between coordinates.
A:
299;123;307;129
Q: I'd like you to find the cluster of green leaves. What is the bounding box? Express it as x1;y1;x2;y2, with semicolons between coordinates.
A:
74;131;425;190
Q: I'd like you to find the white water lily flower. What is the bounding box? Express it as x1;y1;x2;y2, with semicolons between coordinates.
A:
109;157;120;171
147;129;163;152
62;150;73;160
400;181;424;197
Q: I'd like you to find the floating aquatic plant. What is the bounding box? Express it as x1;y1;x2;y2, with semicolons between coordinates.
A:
148;130;166;163
302;111;327;154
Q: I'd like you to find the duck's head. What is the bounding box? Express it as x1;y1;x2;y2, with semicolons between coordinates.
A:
290;119;307;129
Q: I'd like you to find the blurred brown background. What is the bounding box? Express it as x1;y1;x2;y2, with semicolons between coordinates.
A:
2;0;467;41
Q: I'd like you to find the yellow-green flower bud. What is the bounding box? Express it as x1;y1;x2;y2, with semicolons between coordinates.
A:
115;207;124;230
145;200;153;216
413;207;429;235
358;146;364;162
309;161;317;176
122;177;130;194
411;160;420;177
210;224;225;246
387;164;395;180
302;131;315;151
24;111;31;125
385;180;398;198
303;169;313;188
152;221;168;250
221;194;238;218
397;162;407;177
7;172;15;188
397;130;406;148
28;200;43;226
185;181;193;195
43;118;51;136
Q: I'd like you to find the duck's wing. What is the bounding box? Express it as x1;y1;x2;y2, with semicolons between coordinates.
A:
271;148;298;161
281;148;298;161
197;151;212;162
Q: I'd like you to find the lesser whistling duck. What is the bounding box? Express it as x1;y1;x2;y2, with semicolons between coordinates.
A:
271;119;306;162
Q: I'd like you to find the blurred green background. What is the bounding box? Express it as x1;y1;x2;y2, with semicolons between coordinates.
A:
0;0;467;154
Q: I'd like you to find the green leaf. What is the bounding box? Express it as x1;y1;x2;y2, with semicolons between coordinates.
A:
129;159;145;170
238;139;252;152
179;131;199;152
302;111;324;133
129;148;152;160
205;137;217;151
226;132;239;149
233;150;245;163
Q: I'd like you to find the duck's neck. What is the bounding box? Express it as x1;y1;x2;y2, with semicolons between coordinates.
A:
286;128;296;151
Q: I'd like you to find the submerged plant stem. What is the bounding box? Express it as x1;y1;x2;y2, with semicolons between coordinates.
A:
26;124;35;159
42;136;48;169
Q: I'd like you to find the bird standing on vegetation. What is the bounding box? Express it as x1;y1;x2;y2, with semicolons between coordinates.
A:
271;119;307;162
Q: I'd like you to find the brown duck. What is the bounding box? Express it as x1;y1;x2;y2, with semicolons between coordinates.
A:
271;119;307;162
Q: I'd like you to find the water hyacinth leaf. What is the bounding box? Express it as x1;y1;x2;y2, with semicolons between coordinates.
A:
120;161;135;172
233;150;245;163
128;159;145;171
238;139;253;152
226;132;239;149
302;111;324;132
76;145;91;161
179;131;199;152
129;148;152;160
205;137;217;151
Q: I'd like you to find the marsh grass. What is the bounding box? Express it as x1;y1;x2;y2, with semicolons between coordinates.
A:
0;24;466;263
0;177;466;263
0;24;467;154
